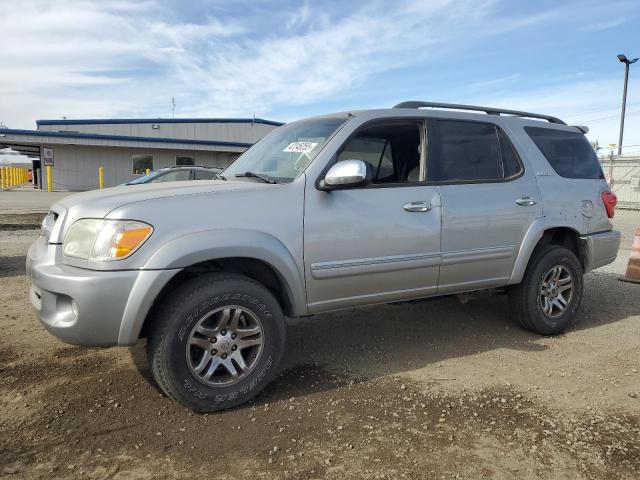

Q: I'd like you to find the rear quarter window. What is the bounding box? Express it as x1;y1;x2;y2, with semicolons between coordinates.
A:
525;126;603;179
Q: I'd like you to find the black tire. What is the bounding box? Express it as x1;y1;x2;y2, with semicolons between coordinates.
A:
508;245;583;335
147;273;285;412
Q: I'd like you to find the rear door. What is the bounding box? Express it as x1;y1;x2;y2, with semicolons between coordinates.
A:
428;117;542;293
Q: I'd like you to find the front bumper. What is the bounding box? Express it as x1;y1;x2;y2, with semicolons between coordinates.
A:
580;230;622;273
26;235;176;347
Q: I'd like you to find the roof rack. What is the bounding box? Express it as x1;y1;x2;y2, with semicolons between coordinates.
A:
393;101;566;125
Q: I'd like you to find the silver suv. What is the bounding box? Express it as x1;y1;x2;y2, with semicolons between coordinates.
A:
27;101;621;411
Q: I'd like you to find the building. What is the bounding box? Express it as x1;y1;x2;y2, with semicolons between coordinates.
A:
0;117;282;190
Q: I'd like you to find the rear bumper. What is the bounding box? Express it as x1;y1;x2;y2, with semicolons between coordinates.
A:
580;230;622;272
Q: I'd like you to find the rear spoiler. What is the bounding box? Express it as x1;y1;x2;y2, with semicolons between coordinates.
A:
572;125;589;134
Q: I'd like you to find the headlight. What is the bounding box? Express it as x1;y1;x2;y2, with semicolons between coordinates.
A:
41;211;56;239
63;219;153;261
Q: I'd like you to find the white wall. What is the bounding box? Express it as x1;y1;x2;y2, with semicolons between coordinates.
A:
38;120;278;144
44;145;240;191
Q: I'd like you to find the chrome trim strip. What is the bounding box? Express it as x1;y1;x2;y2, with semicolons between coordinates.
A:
311;245;515;280
441;245;515;266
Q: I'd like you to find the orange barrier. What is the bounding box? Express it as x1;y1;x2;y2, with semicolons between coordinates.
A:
620;228;640;284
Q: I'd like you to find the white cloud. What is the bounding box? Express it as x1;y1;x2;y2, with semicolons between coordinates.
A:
466;77;640;152
585;17;629;31
0;0;637;152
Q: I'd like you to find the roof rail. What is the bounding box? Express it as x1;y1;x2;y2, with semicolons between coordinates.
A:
393;101;566;125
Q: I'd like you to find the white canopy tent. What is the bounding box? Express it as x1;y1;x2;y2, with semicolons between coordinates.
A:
0;147;34;167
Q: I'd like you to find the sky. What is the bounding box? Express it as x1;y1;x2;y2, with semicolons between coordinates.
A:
1;0;639;154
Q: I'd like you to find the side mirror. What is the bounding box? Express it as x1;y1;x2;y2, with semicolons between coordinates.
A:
320;160;372;190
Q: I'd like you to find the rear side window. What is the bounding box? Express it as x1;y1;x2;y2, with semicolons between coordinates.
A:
428;119;522;182
525;127;604;179
194;170;217;180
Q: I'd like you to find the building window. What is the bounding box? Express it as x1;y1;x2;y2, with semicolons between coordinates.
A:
132;154;154;174
176;156;195;166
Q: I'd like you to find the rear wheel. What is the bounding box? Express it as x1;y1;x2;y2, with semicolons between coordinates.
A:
509;245;583;335
147;273;285;412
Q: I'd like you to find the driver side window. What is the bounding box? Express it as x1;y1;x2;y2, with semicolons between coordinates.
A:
337;122;424;184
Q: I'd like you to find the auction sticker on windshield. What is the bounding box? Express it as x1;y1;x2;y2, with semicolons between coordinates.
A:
284;142;318;153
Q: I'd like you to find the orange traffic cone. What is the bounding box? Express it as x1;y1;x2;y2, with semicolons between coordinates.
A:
620;228;640;284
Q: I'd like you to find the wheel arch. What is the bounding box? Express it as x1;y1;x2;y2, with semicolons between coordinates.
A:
509;220;585;285
117;229;307;345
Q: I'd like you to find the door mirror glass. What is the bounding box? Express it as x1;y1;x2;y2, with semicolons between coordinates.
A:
322;160;371;189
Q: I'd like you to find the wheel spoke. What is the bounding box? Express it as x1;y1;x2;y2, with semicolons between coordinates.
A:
237;325;261;338
194;324;218;337
542;296;552;315
189;336;212;351
556;294;568;309
226;308;241;331
231;351;248;372
223;358;239;377
558;283;572;293
203;357;222;380
237;337;262;349
217;308;232;330
193;351;212;374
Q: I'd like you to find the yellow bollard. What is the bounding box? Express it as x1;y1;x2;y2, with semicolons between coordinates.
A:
10;167;15;187
145;168;151;176
99;166;104;189
0;166;4;189
46;165;52;192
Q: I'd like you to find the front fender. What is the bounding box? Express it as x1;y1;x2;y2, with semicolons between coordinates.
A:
143;228;307;315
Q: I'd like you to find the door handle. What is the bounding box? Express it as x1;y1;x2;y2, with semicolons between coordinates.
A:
403;201;432;212
516;197;537;206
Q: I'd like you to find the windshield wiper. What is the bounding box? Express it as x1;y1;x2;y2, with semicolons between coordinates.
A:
234;171;277;184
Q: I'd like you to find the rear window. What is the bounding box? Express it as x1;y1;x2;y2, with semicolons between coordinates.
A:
525;127;603;179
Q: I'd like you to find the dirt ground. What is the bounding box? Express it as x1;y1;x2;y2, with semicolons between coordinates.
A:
1;210;639;479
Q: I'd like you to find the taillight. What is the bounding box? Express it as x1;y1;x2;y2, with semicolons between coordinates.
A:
601;191;617;218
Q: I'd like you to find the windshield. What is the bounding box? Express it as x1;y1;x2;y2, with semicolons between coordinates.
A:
222;116;348;182
126;170;165;184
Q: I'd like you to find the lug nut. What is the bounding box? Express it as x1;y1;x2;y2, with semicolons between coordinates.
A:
210;337;217;343
231;333;237;339
222;353;227;359
232;345;237;351
221;330;227;336
211;349;217;355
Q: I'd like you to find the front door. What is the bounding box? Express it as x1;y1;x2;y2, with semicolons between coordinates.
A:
426;117;543;293
303;119;442;313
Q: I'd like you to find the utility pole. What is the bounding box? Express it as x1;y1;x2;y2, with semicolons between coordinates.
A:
172;97;176;118
617;54;638;156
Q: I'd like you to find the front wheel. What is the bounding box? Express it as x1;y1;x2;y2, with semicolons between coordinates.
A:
147;273;285;412
508;245;583;335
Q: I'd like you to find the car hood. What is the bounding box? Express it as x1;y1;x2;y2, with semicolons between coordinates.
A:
49;180;275;242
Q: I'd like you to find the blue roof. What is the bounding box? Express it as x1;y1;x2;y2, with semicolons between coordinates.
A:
36;117;284;127
0;128;254;148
